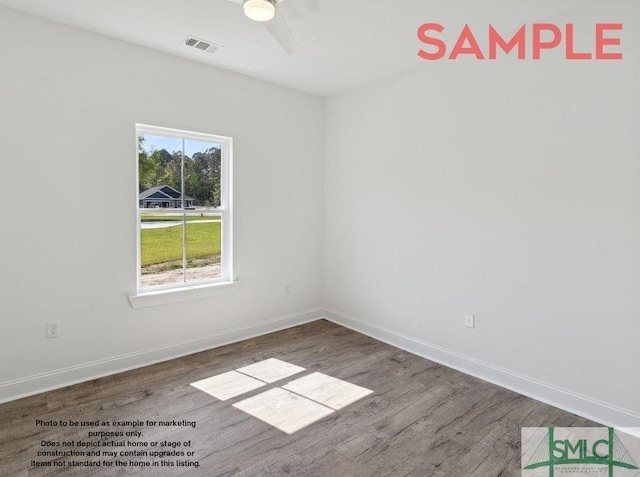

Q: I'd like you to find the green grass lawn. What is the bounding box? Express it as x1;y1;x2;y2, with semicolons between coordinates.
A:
141;221;221;266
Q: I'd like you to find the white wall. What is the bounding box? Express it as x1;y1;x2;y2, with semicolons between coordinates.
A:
324;0;640;426
0;7;324;401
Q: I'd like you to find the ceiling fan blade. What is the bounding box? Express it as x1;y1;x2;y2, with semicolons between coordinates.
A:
302;0;320;13
264;8;300;55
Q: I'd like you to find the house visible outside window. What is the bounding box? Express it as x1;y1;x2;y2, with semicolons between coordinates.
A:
136;124;232;292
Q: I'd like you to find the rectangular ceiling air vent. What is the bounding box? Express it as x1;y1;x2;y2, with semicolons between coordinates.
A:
183;36;222;54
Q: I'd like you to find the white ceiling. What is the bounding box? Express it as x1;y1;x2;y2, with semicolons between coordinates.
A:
0;0;595;96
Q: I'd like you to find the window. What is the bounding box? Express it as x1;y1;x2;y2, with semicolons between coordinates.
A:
136;124;232;292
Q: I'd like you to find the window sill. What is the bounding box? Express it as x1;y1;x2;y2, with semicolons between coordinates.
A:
128;280;238;309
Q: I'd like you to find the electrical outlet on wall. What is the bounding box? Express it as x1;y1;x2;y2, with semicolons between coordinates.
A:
465;314;475;329
46;321;60;339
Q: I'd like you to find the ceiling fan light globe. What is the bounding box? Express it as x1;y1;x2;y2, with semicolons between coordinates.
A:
243;0;275;22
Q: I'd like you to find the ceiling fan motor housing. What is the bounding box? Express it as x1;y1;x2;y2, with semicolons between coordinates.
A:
244;0;276;22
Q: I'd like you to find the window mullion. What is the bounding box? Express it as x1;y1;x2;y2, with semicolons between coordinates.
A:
181;138;187;284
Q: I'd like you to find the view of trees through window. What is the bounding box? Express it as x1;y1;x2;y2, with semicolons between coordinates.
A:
137;131;226;289
138;135;222;207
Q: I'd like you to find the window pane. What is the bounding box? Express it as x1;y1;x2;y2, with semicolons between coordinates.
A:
139;211;185;288
185;211;222;283
184;139;222;208
138;134;183;208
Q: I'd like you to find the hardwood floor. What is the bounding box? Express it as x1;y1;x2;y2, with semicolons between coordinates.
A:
0;320;595;476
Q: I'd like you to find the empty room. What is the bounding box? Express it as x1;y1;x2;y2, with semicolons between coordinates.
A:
1;0;639;475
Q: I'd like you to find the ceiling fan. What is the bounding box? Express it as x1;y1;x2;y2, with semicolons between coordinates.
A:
226;0;300;55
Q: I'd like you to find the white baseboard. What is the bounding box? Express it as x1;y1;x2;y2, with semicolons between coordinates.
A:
0;308;324;404
5;306;639;430
323;308;640;428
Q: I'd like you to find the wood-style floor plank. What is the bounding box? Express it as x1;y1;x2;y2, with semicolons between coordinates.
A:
0;320;596;476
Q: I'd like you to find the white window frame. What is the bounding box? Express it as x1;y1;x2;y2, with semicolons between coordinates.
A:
132;124;234;302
